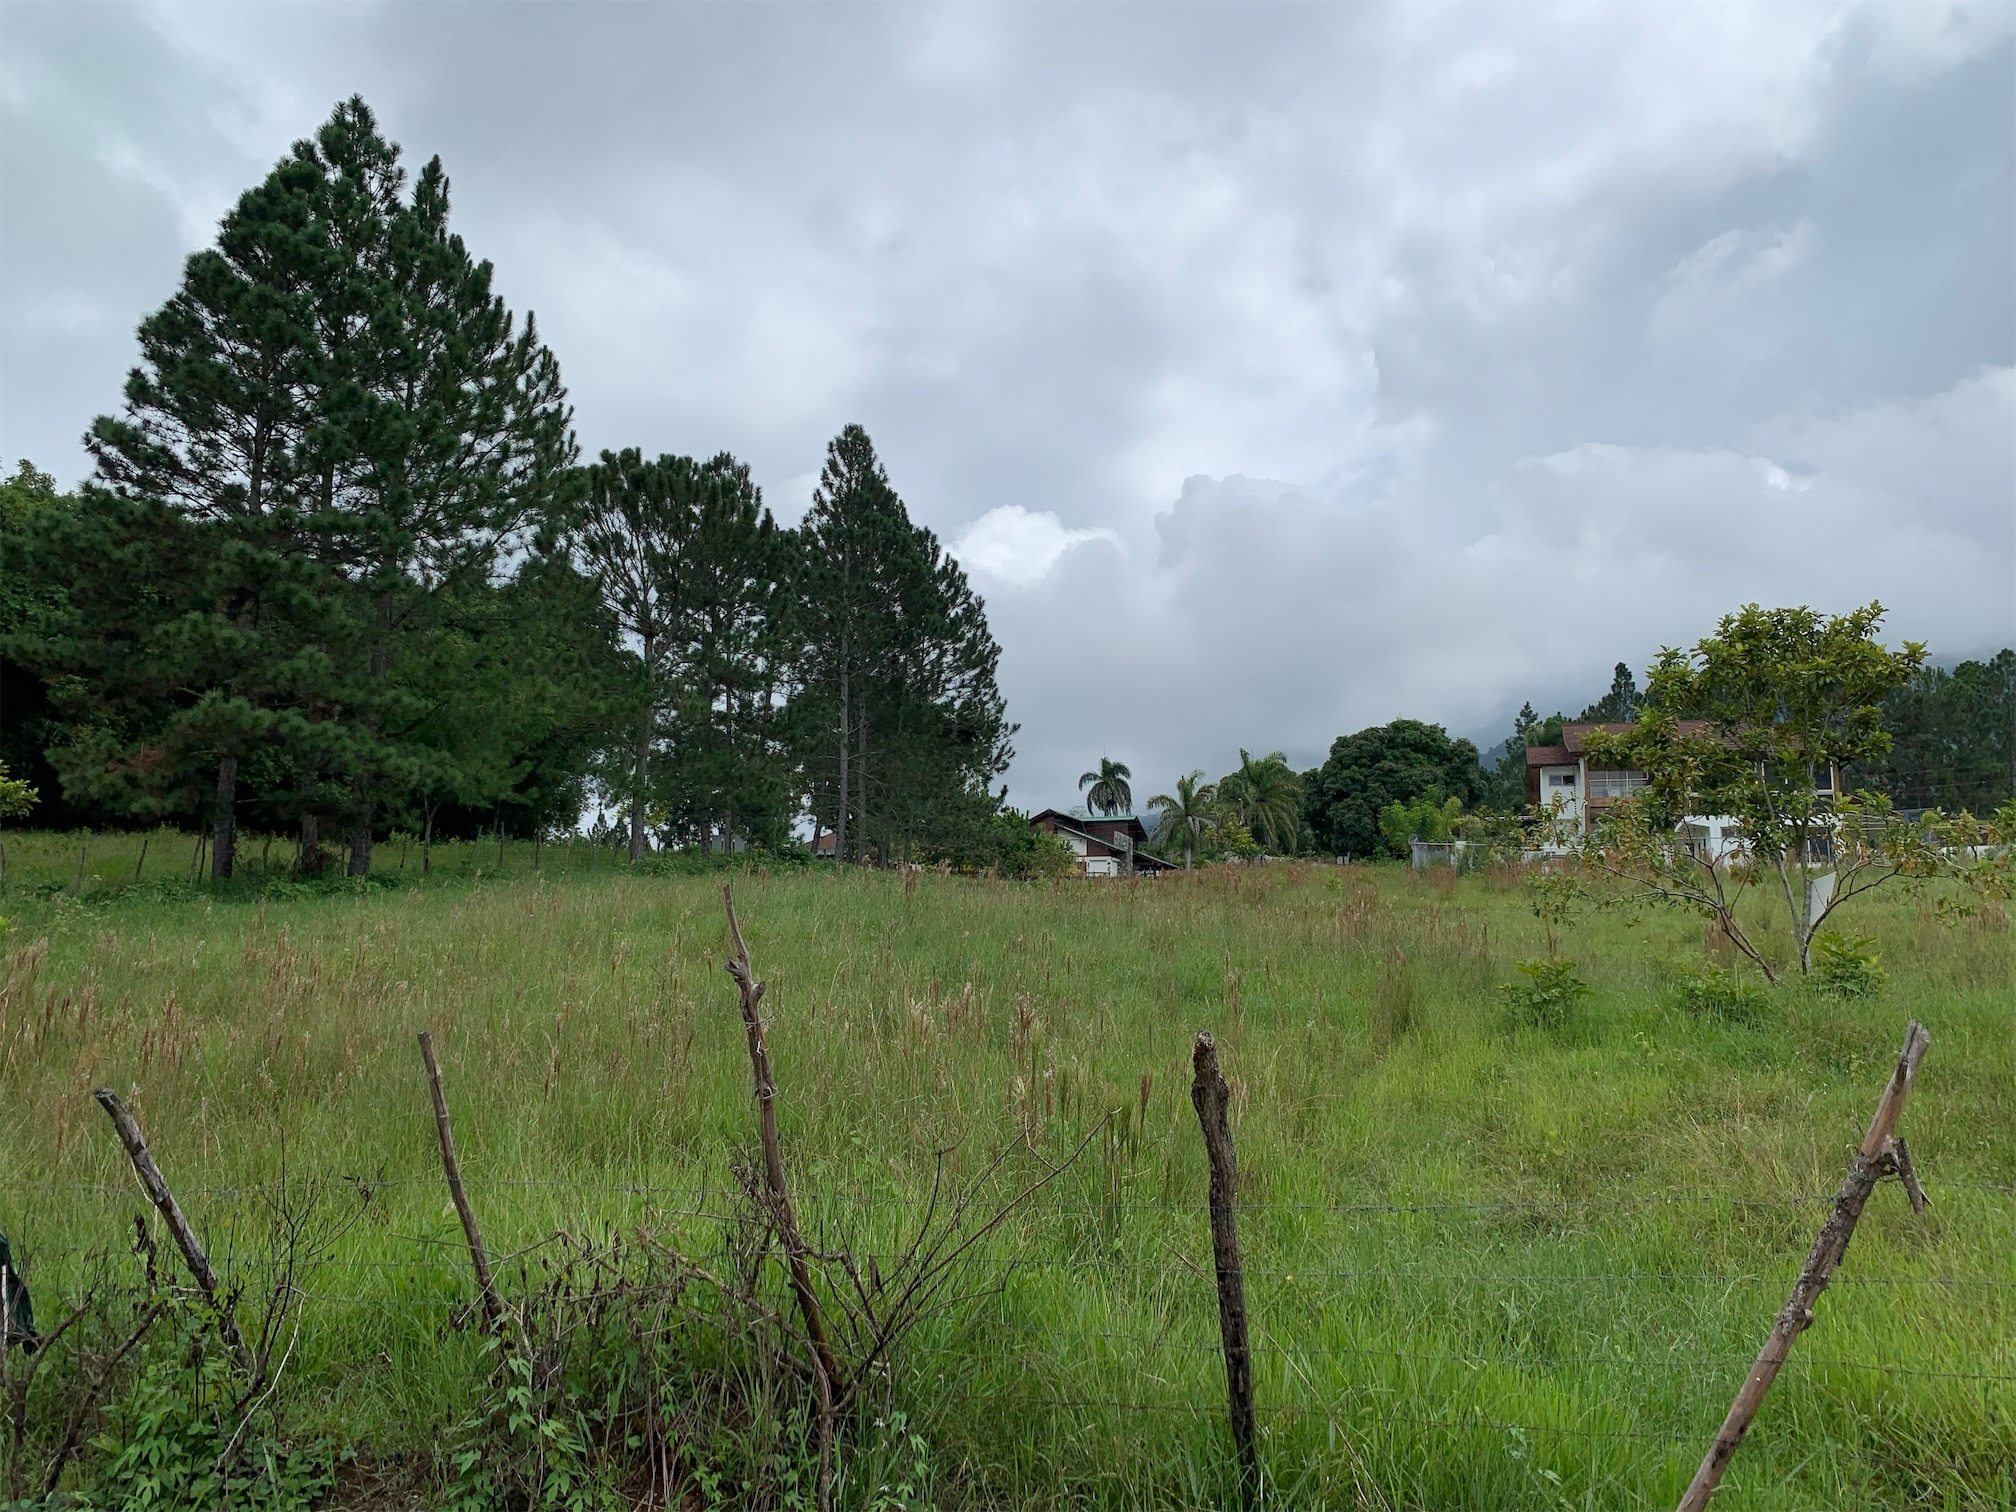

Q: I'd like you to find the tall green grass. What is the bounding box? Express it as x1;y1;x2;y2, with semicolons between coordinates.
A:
1;829;2010;1508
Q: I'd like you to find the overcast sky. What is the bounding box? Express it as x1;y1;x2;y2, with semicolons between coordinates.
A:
3;2;2011;808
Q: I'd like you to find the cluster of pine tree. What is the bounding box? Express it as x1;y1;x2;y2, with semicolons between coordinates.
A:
0;99;1013;876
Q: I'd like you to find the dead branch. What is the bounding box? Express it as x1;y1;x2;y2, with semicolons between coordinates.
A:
418;1031;503;1330
1675;1020;1932;1512
92;1089;248;1370
722;885;840;1512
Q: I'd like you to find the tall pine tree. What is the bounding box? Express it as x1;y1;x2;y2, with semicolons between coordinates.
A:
73;132;339;876
302;100;575;874
794;425;1011;862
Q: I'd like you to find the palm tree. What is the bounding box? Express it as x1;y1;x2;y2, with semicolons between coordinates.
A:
1147;771;1215;868
1079;757;1133;816
1216;749;1302;855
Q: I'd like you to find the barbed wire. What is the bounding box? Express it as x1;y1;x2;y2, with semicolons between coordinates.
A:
18;1174;2014;1210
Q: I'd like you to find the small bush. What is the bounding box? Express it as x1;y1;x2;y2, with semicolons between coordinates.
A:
1498;957;1589;1031
1675;966;1768;1023
1811;931;1888;998
90;1310;335;1510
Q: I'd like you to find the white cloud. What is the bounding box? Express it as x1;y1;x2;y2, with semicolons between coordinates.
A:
0;2;2008;806
954;506;1120;588
982;368;2014;803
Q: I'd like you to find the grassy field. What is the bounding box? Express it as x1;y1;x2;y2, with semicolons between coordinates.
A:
1;828;2011;1509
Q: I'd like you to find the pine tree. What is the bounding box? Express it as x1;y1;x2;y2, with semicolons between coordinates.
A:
73;135;339;876
667;454;794;853
794;427;1012;862
300;100;576;873
796;426;913;861
567;449;698;860
1579;662;1643;723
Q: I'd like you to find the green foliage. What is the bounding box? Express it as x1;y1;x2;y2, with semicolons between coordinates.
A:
1307;719;1485;858
1377;792;1461;856
1077;758;1132;817
1497;957;1590;1030
87;1312;334;1511
1851;649;2015;813
0;760;37;820
1674;966;1769;1022
1810;931;1889;999
1214;749;1301;854
1578;662;1643;723
1146;771;1214;867
988;816;1077;879
795;425;1014;864
1195;818;1260;862
446;1344;621;1512
1579;602;1929;977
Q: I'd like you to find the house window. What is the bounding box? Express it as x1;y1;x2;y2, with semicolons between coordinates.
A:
1550;774;1576;787
1586;770;1649;800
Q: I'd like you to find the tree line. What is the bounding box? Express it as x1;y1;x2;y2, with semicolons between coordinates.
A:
0;99;1011;877
1118;643;2012;866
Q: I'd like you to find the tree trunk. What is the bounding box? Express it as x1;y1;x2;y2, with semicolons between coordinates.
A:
348;782;372;878
298;811;323;879
856;693;869;865
352;589;395;879
211;754;238;881
632;637;653;863
835;660;851;864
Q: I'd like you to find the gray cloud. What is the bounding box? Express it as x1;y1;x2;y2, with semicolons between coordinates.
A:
3;1;2010;808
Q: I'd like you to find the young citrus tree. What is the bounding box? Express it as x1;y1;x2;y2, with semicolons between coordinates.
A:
1566;603;1951;980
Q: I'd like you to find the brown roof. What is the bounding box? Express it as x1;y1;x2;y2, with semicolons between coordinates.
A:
1561;720;1711;754
1525;744;1572;769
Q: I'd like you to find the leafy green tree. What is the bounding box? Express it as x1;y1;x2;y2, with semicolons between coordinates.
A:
1147;771;1216;868
1851;650;2014;813
859;520;1014;862
1574;602;1934;978
0;760;36;820
1215;749;1301;854
1378;792;1462;855
1078;758;1133;816
1307;719;1485;858
0;462;90;827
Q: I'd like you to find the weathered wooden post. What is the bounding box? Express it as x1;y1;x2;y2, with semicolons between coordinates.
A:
1675;1020;1931;1511
723;885;840;1512
1191;1030;1259;1504
93;1088;247;1369
417;1031;503;1330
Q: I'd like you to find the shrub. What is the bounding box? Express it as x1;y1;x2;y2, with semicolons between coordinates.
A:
1196;820;1260;863
1498;957;1589;1031
1811;931;1888;998
1675;966;1769;1023
1377;793;1462;858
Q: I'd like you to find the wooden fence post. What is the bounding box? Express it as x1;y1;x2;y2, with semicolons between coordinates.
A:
1192;1030;1259;1505
416;1031;502;1330
93;1088;248;1369
723;885;841;1512
1675;1020;1931;1512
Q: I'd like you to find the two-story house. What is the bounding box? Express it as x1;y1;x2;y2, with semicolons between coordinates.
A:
1027;810;1172;877
1525;721;1840;860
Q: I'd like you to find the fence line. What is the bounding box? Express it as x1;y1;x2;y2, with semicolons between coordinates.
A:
19;1174;2014;1208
